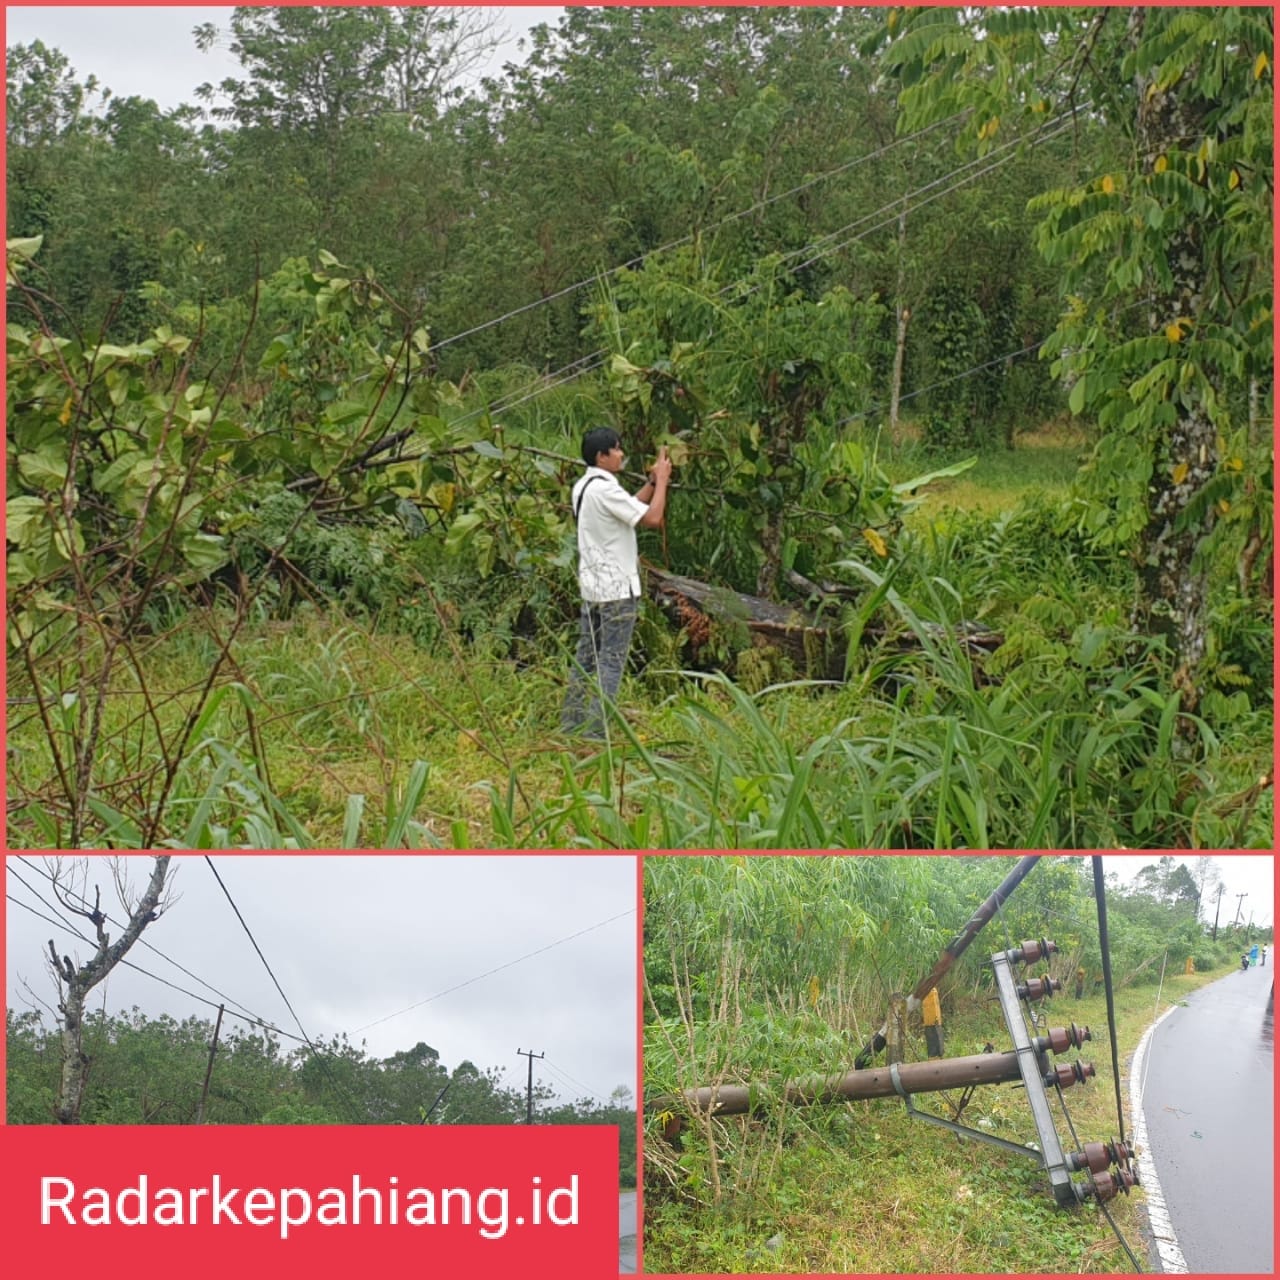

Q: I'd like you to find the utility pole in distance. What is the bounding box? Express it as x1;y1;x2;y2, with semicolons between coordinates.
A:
517;1048;545;1125
1233;892;1248;931
1212;885;1224;941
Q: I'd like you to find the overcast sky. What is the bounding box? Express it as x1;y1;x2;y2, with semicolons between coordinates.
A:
5;7;566;113
6;854;637;1107
1105;851;1274;928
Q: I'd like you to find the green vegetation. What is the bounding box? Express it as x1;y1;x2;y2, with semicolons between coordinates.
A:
642;854;1264;1273
6;8;1272;849
5;1008;637;1185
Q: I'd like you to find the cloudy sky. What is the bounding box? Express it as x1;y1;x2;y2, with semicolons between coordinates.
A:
1106;851;1274;928
5;6;566;113
6;854;637;1106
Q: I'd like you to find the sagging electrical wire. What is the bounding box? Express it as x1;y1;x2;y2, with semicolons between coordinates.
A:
370;104;1086;480
427;111;969;358
14;855;265;1026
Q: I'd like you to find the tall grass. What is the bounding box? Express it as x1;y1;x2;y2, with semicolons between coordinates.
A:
642;855;1241;1273
7;483;1270;849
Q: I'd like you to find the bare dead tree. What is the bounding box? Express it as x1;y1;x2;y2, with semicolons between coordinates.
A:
45;856;174;1123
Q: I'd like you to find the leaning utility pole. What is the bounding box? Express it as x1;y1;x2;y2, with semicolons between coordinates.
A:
195;1004;225;1124
854;854;1042;1069
517;1048;545;1125
1212;884;1224;941
1233;892;1248;930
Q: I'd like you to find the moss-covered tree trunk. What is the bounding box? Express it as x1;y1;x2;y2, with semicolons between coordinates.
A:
51;856;172;1123
1131;6;1217;707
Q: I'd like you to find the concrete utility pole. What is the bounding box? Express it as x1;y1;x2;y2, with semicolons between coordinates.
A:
517;1048;545;1125
1212;884;1224;940
1233;892;1248;930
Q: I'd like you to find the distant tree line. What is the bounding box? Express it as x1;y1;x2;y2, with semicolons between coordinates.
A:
6;1008;636;1185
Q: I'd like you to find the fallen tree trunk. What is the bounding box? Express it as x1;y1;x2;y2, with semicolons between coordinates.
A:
644;564;1002;682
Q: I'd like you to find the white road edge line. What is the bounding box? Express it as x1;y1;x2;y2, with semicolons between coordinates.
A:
1128;1001;1189;1274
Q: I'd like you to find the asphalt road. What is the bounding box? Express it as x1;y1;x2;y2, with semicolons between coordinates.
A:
1136;963;1273;1272
620;1190;637;1273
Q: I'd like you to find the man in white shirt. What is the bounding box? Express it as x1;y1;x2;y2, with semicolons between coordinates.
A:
561;426;671;738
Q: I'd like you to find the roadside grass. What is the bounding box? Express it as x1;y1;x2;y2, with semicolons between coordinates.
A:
641;962;1233;1275
6;607;1272;848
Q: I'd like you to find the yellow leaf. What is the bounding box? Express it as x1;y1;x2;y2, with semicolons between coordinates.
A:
808;975;821;1008
862;527;888;558
434;481;456;515
1101;175;1115;195
58;396;73;426
1228;457;1244;472
1229;167;1240;190
1172;462;1189;485
1256;51;1269;80
1154;154;1168;174
1218;499;1231;515
887;8;898;33
1165;322;1183;343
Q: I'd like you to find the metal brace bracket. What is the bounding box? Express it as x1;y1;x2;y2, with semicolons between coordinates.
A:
894;1061;1046;1161
992;948;1082;1205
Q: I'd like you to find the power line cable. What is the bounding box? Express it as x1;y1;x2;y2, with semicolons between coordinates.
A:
786;114;1080;274
769;110;1071;276
7;890;89;942
8;864;87;935
416;105;1085;443
353;907;635;1033
427;112;967;356
325;103;1086;490
1052;1076;1144;1270
6;892;304;1043
202;855;317;1045
201;856;367;1122
541;1057;612;1105
13;855;266;1026
1090;857;1129;1150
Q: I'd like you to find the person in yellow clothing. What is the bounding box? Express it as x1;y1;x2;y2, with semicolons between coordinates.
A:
561;427;671;739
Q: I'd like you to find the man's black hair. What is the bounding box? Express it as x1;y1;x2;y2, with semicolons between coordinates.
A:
582;426;621;467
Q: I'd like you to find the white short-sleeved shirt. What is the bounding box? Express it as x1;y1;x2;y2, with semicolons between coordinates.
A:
572;466;649;603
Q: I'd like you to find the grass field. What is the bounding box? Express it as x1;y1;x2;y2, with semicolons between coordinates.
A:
641;962;1233;1275
6;429;1270;849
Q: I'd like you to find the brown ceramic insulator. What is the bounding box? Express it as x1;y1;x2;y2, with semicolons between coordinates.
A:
1088;1167;1138;1201
1012;938;1059;964
1090;1171;1118;1202
1018;975;1062;1000
1038;1022;1092;1054
1044;1059;1095;1089
1069;1141;1112;1174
